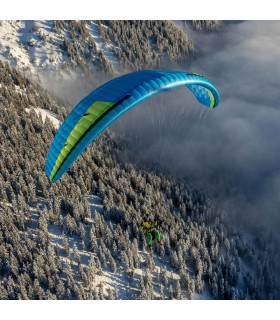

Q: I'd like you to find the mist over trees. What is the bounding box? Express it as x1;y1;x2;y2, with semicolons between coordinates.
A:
190;21;223;31
0;59;279;300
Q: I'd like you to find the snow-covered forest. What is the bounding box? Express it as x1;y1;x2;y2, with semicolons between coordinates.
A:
0;57;279;299
0;20;198;78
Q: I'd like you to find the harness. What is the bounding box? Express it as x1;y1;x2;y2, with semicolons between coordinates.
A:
141;221;157;233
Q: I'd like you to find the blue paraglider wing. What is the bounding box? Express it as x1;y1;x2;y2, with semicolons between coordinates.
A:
45;70;220;182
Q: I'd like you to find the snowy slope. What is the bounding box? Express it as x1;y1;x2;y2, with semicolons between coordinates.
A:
25;107;60;129
87;21;120;70
45;194;196;300
0;20;120;79
0;21;62;75
11;192;187;300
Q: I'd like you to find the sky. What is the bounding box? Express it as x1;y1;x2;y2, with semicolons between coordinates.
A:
112;21;280;237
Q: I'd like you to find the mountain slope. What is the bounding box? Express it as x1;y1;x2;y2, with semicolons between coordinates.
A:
0;59;279;300
0;20;195;81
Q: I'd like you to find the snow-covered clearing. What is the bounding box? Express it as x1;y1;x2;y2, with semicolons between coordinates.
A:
25;107;60;129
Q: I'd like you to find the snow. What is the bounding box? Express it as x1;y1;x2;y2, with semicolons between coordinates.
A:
87;21;120;70
0;20;31;71
86;194;104;214
0;20;72;77
25;107;60;129
194;289;213;300
0;20;121;80
0;20;63;74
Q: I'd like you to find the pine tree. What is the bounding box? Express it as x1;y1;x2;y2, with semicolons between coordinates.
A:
173;280;182;299
73;243;81;265
62;235;70;256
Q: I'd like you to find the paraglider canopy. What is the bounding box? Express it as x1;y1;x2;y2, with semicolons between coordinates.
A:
45;70;220;183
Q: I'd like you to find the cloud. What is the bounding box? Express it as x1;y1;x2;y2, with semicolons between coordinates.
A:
39;68;111;107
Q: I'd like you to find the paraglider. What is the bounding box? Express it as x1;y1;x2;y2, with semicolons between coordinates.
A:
45;70;220;182
140;215;162;251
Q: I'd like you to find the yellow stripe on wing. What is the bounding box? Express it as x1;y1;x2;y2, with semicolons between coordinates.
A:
205;88;216;108
50;100;114;181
